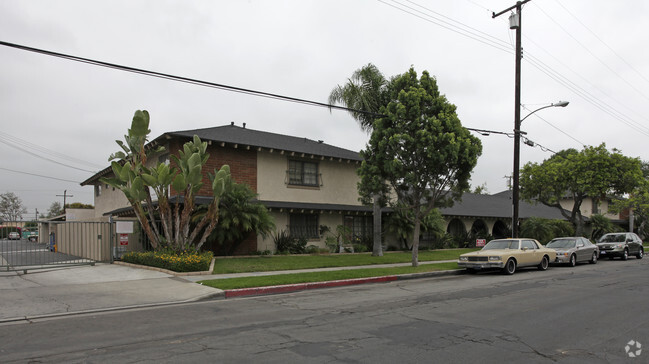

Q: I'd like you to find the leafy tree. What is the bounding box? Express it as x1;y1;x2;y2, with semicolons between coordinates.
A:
101;110;231;252
329;63;390;257
610;161;649;239
0;192;27;222
520;144;642;236
472;183;489;195
66;202;94;209
47;201;64;217
358;68;482;266
205;179;275;255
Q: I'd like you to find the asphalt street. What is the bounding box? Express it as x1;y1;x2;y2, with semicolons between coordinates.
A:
1;256;647;363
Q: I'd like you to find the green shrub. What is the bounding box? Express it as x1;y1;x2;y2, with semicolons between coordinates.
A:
273;230;307;254
122;249;213;272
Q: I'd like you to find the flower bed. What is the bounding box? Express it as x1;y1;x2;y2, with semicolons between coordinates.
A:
121;250;213;273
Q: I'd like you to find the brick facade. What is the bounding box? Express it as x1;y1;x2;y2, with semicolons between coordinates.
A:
167;139;258;196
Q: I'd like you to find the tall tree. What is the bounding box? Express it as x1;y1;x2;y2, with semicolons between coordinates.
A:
0;192;27;222
47;201;63;217
102;110;231;251
520;144;643;236
329;63;390;256
358;68;482;266
328;63;389;131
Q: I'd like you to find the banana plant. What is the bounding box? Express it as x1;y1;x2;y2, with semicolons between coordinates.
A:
101;110;231;251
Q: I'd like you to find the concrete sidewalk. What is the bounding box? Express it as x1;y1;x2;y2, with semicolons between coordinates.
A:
0;260;461;322
0;263;223;323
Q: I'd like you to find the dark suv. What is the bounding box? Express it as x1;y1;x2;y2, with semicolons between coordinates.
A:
597;232;644;260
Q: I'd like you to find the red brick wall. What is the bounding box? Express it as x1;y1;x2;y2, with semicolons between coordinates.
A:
200;144;257;194
166;139;258;195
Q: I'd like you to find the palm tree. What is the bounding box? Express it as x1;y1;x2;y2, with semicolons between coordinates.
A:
329;63;390;256
328;63;389;132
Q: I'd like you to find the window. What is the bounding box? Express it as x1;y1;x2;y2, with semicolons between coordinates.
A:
289;213;319;238
522;240;537;250
288;160;319;187
95;184;102;197
344;215;373;239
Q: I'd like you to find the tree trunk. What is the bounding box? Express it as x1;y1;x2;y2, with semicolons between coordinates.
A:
411;216;421;267
372;194;383;256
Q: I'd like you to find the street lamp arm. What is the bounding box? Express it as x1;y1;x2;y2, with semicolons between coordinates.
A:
520;101;569;124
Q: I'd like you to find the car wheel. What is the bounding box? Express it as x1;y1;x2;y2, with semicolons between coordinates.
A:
622;249;628;261
502;259;516;275
568;254;576;267
538;256;549;271
589;252;598;264
637;249;644;259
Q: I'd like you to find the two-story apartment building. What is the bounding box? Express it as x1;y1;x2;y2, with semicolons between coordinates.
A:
81;122;372;253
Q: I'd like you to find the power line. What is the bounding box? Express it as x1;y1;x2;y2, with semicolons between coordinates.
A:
0;131;104;169
0;167;81;183
553;0;649;86
0;134;99;173
380;0;649;140
531;2;649;103
521;104;585;146
0;40;383;120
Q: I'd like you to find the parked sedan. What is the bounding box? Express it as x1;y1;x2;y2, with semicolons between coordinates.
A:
458;238;557;275
8;232;20;240
547;237;598;266
597;232;644;260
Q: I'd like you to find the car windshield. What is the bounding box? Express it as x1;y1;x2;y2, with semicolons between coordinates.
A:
547;239;575;249
599;234;626;243
483;240;518;250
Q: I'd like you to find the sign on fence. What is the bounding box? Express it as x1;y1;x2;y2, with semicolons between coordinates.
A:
476;239;486;247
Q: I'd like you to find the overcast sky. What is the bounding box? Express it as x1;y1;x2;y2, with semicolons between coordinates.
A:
1;0;648;219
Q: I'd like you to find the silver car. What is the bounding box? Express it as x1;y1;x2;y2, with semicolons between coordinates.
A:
597;232;644;260
547;237;599;266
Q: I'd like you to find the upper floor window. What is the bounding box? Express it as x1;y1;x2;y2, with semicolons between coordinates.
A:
288;160;319;187
95;184;102;197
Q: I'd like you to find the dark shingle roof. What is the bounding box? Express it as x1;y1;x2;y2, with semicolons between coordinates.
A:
439;191;568;220
82;123;362;186
165;124;362;161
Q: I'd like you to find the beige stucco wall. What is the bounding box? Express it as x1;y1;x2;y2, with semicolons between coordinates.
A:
93;183;130;218
257;211;349;252
559;197;619;220
256;151;363;205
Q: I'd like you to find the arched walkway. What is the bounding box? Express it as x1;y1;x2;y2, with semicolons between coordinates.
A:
492;220;510;239
447;218;466;236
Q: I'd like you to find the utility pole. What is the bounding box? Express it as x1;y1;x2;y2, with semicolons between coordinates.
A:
493;0;531;238
56;190;73;213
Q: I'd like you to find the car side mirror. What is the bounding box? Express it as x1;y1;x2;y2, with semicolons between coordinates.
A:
522;247;528;251
577;244;584;248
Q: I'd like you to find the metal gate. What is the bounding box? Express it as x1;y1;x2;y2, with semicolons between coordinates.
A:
0;221;113;273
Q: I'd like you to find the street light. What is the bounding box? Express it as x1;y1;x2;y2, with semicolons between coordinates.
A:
512;101;569;237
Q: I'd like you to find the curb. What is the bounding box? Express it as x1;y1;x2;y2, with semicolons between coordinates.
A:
223;269;465;298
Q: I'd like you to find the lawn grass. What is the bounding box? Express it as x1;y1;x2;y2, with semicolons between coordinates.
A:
200;262;460;290
212;248;477;274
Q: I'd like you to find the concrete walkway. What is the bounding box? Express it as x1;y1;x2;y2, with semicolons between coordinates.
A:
0;260;461;323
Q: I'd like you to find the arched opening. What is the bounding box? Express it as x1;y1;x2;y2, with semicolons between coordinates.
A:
492;220;510;239
447;218;466;236
471;219;489;239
